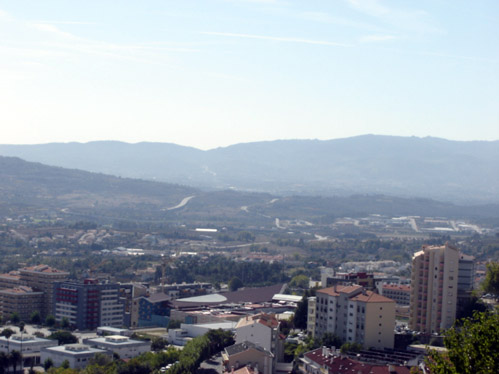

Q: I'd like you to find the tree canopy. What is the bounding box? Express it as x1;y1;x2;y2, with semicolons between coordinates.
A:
482;262;499;297
426;311;499;374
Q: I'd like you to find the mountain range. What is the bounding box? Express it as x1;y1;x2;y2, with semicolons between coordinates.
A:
1;155;498;227
1;135;498;204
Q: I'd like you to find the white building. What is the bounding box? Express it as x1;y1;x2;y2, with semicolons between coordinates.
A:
167;321;237;346
313;285;395;349
84;335;150;359
235;313;283;363
41;344;111;369
307;297;316;337
0;335;57;366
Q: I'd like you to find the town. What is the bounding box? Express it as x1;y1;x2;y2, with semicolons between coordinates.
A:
0;222;496;374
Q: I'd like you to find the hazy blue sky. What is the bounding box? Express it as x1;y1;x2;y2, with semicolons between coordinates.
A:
1;0;498;149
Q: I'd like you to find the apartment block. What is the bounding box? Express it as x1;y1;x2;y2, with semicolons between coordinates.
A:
409;243;461;334
0;286;44;321
53;279;124;330
313;285;395;349
306;297;316;337
19;265;69;318
381;284;410;306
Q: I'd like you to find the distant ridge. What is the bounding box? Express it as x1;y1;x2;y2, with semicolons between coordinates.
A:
1;135;498;203
1;155;498;225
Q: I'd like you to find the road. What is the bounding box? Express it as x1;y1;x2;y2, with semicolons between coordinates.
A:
166;195;195;210
199;352;223;374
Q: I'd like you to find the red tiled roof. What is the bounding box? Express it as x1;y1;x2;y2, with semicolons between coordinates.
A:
304;348;410;374
317;285;362;297
351;291;395;303
20;265;68;274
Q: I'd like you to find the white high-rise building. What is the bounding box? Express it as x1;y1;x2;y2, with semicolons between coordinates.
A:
409;243;462;334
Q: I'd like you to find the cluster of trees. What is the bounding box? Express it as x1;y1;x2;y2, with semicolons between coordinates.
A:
0;351;22;374
426;311;498;373
167;255;288;286
43;329;234;374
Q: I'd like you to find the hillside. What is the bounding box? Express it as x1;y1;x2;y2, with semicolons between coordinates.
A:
0;135;498;203
1;156;498;228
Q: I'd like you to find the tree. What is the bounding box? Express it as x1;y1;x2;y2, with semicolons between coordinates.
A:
228;276;243;291
48;330;78;345
237;231;255;242
482;262;499;297
43;358;54;370
8;350;21;374
61;359;70;369
293;293;309;329
289;275;309;289
0;328;15;339
10;312;20;324
19;321;25;333
0;352;8;374
61;317;70;329
30;311;41;325
426;311;499;373
167;319;182;330
45;315;56;327
151;337;169;351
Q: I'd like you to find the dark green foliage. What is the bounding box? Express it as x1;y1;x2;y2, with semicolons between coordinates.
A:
9;350;21;374
45;315;56;327
151;337;169;351
0;328;15;339
167;319;182;329
482;262;499;297
292;294;308;330
169;255;288;287
426;311;499;373
30;311;41;325
340;342;362;353
48;330;78;345
43;358;54;371
10;312;20;324
228;277;243;291
237;231;255;242
0;352;8;374
289;275;309;289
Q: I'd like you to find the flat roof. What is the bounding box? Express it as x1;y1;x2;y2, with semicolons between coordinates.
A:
87;336;148;346
45;344;107;355
176;294;227;303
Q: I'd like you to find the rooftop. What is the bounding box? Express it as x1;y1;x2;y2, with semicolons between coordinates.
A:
236;313;279;329
382;284;411;292
304;348;410;374
0;286;42;295
225;341;273;357
45;344;107;354
20;264;69;274
317;285;363;297
351;291;395;303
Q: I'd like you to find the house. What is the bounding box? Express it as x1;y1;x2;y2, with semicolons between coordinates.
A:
41;344;111;369
222;341;273;374
84;335;150;359
235;313;283;361
0;334;57;367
